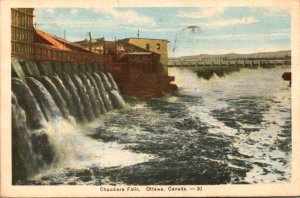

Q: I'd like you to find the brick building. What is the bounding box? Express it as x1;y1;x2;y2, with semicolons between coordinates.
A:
120;38;169;76
74;37;169;77
74;36;177;98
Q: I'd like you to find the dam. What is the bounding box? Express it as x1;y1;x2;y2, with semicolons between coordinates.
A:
12;61;126;181
11;8;291;186
11;8;176;183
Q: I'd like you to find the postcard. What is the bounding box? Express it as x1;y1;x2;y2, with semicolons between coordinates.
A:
1;0;300;197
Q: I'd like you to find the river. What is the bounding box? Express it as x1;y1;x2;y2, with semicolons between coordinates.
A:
21;66;291;185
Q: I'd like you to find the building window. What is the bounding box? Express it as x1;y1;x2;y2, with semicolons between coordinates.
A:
146;43;150;50
156;43;160;50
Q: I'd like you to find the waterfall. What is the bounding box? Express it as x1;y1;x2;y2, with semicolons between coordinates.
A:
100;71;112;91
79;73;101;117
12;78;46;129
12;92;35;183
62;73;86;122
109;89;126;109
106;71;120;91
93;72;113;110
12;79;55;180
11;62;126;183
40;76;69;119
99;71;125;109
26;77;62;121
86;73;106;113
52;74;76;120
72;74;95;121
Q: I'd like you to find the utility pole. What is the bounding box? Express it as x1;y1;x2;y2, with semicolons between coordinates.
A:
63;30;66;49
86;32;92;51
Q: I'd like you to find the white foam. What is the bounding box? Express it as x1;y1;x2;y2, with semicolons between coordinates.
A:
169;67;291;183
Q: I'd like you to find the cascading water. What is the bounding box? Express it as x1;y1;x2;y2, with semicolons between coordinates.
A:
78;73;101;117
106;71;119;91
12;92;35;183
26;77;62;121
11;62;291;185
52;74;76;119
11;62;126;184
85;72;106;113
12;78;55;178
100;72;112;90
93;72;113;111
62;73;86;122
12;78;46;129
103;71;126;108
72;74;95;121
109;89;126;109
40;76;69;119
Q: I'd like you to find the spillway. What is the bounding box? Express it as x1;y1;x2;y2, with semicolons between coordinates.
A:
11;61;126;183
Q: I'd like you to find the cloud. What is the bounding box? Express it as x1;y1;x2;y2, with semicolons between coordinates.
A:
199;32;290;41
36;18;117;29
89;7;156;26
39;7;156;27
70;9;78;15
206;17;258;29
36;8;126;30
46;9;54;13
255;7;290;17
126;26;180;32
177;7;225;19
181;17;258;30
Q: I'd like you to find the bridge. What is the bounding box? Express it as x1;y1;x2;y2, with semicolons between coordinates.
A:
168;59;291;67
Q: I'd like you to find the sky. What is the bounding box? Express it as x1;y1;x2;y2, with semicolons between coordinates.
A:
35;7;291;57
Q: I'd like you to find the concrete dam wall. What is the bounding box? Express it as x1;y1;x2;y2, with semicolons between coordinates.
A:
11;58;126;183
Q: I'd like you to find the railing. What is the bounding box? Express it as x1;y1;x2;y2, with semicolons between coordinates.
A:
11;42;111;65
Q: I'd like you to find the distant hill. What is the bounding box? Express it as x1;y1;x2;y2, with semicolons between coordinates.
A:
170;50;291;60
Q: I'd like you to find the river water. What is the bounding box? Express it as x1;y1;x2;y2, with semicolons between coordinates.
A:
22;67;291;185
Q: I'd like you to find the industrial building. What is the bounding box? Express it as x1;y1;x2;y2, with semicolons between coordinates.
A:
120;38;169;76
11;8;177;98
75;37;170;77
11;8;35;59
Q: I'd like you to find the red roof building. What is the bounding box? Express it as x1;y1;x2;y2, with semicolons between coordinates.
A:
34;29;91;53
